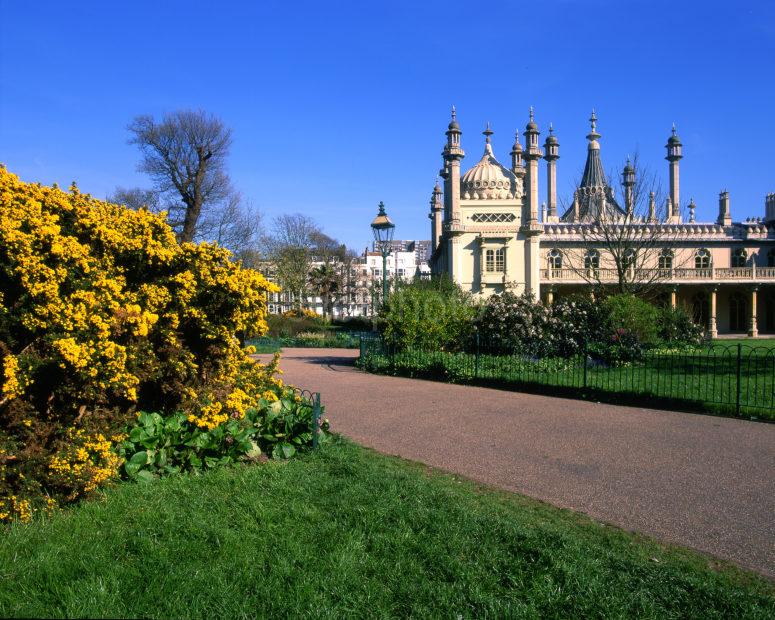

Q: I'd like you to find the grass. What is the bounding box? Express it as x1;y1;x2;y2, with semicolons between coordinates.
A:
0;439;773;618
359;341;775;420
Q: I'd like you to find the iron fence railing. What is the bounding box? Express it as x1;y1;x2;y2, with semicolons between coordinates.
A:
358;335;775;419
293;388;323;449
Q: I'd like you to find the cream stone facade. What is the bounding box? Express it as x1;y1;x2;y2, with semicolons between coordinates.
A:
429;108;775;336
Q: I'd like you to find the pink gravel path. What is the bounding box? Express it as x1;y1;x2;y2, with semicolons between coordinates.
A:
265;347;775;577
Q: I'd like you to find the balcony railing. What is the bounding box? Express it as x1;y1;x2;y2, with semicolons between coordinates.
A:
540;266;775;283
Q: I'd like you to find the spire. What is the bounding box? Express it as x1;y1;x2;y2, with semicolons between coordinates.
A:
482;122;494;155
580;111;606;187
587;109;601;142
688;197;696;223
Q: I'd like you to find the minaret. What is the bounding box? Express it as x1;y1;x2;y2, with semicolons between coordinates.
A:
717;190;732;226
543;123;560;223
510;131;525;177
442;106;464;225
766;193;775;223
666;124;682;222
522;107;541;228
442;106;465;281
522;107;542;300
622;157;635;217
648;191;657;222
429;181;443;251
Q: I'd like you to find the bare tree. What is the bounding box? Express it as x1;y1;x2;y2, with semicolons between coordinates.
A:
559;153;688;298
265;214;321;311
108;187;161;212
127;109;233;243
196;193;263;258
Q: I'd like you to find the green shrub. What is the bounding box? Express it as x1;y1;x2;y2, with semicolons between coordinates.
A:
601;294;661;347
379;277;477;352
267;313;327;338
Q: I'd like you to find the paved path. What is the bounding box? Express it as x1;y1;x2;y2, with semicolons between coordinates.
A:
268;348;775;577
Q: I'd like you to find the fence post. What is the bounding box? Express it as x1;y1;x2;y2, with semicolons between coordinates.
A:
312;392;322;449
735;343;742;416
582;342;588;389
474;332;480;380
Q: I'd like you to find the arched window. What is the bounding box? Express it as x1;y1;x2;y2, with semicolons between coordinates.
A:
584;249;600;271
695;248;711;269
658;249;673;270
731;248;747;268
485;248;505;273
548;248;562;270
495;248;505;271
768;249;775;268
729;293;748;332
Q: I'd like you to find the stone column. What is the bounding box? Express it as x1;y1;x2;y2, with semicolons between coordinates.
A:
708;287;718;338
546;286;555;306
670;286;678;309
749;287;759;337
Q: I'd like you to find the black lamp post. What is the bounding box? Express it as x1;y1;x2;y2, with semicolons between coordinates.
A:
370;201;395;305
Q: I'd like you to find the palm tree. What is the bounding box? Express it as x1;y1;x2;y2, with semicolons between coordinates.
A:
308;264;339;319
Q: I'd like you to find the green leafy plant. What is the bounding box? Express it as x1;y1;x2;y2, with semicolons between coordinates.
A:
116;394;330;480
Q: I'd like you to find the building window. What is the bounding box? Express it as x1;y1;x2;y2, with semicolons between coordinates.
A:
584;249;600;271
691;293;709;328
695;248;711;269
485;248;505;273
731;248;747;268
729;294;748;332
397;269;405;277
548;248;562;270
658;249;673;270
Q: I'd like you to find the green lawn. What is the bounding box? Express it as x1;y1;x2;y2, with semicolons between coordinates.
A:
0;439;772;618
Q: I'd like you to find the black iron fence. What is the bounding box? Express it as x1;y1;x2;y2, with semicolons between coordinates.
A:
293;389;323;449
358;335;775;419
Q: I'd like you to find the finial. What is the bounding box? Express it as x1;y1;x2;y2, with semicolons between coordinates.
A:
483;122;493;143
549;122;554;135
529;106;534;121
451;105;456;121
672;122;677;135
590;109;597;132
377;201;386;216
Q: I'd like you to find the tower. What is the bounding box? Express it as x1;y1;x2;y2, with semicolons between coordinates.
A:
543;123;560;223
666;124;682;222
766;193;775;223
429;181;443;251
622;157;635;217
522;107;541;228
442;105;465;225
522;107;542;299
441;106;465;282
717;190;732;226
510;131;525;180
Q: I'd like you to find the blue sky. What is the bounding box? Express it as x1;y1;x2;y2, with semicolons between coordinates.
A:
1;0;774;250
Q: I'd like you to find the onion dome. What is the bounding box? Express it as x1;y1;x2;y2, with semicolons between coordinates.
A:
448;105;460;130
525;106;538;132
667;123;682;145
460;124;516;200
545;123;558;145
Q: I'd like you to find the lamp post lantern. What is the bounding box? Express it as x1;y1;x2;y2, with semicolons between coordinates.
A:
370;201;395;306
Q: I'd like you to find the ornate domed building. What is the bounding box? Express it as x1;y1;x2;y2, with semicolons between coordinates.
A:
428;107;775;336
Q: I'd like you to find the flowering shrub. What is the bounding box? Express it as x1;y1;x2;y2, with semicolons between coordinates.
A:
475;292;554;356
658;306;704;345
0;166;282;521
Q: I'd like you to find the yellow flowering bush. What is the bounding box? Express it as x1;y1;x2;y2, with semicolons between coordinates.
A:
0;166;279;521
